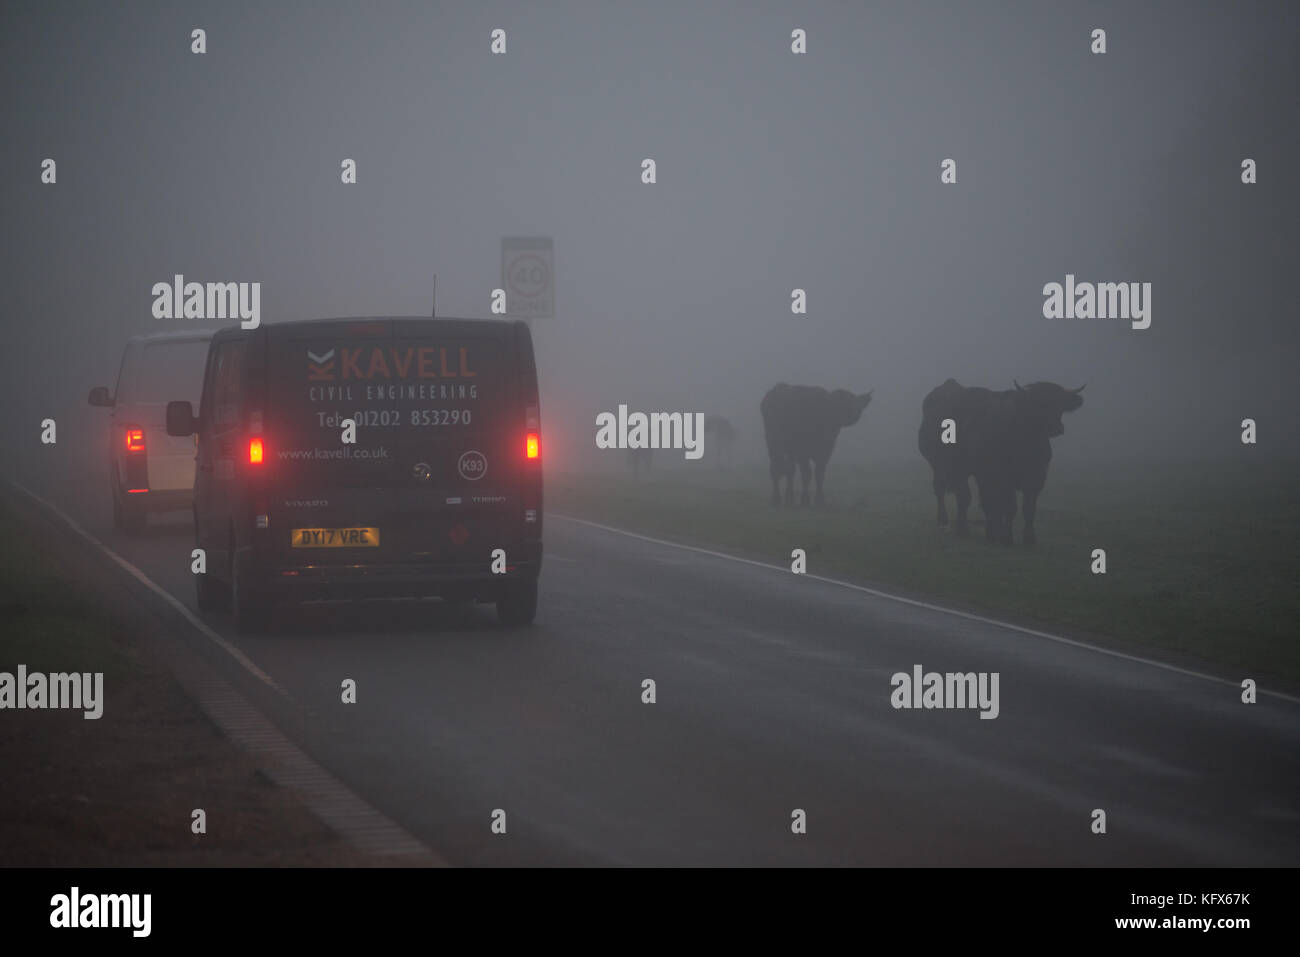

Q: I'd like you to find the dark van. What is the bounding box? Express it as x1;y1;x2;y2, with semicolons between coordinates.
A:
166;317;542;632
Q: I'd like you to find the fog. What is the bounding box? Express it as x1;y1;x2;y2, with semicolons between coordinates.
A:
2;0;1296;477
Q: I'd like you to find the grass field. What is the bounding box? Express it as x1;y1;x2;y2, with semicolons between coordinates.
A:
548;456;1300;687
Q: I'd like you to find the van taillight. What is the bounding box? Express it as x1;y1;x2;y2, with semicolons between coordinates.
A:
249;437;264;464
525;404;540;460
125;428;146;453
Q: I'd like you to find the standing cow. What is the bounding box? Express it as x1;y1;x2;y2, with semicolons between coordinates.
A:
760;384;873;507
969;381;1085;545
918;379;1003;537
918;379;1084;544
703;415;737;468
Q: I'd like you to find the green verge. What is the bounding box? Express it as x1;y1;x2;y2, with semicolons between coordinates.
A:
548;457;1300;686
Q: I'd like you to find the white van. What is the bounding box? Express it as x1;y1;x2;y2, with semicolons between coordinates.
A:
88;331;214;532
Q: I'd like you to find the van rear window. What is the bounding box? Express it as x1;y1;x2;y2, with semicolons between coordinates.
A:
268;337;506;444
133;340;210;404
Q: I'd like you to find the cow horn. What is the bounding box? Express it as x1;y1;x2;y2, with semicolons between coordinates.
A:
1014;379;1025;392
1072;383;1086;394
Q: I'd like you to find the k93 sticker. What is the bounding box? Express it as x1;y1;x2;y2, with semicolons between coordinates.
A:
457;450;487;481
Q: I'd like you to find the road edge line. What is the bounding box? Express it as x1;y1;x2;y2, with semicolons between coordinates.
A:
551;512;1300;707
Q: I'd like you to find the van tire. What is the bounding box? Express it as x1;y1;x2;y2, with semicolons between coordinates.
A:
496;577;538;626
114;495;145;535
195;571;224;613
231;548;270;634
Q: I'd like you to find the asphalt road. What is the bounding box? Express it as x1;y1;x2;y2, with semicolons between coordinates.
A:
11;446;1300;866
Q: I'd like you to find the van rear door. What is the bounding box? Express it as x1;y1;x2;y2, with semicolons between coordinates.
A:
264;321;528;567
130;338;210;491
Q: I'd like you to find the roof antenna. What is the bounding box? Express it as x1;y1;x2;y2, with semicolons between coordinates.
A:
431;274;437;317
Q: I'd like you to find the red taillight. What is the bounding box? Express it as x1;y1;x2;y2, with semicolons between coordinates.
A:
125;428;145;453
248;437;264;464
525;403;540;460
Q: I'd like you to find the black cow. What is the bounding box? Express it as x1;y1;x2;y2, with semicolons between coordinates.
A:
703;415;737;468
760;384;873;507
919;379;1084;544
918;378;979;535
970;381;1085;545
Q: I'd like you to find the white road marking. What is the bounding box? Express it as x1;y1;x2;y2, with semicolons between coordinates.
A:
551;512;1300;707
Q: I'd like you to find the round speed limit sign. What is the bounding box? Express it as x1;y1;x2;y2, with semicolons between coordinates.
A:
501;238;554;318
507;255;550;300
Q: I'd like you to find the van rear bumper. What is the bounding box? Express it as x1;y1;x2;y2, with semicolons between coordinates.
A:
121;488;192;514
240;548;542;602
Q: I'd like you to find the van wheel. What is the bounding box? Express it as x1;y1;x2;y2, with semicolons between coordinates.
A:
114;495;145;535
496;578;538;626
195;570;224;613
231;549;270;634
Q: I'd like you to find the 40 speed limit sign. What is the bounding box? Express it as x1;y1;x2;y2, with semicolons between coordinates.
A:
501;237;554;319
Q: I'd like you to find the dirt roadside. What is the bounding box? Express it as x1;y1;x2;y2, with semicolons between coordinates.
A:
0;487;428;866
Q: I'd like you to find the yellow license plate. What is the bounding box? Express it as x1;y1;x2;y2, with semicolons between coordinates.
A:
291;527;381;548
